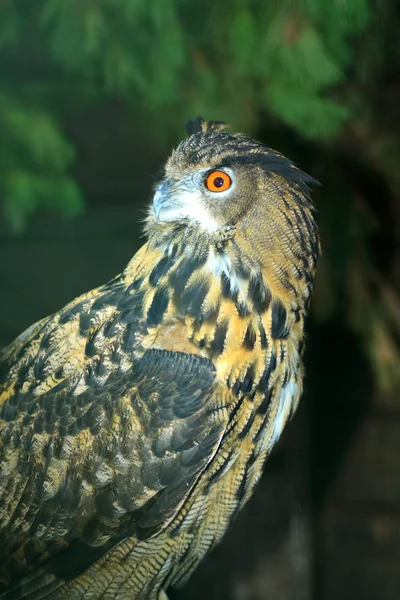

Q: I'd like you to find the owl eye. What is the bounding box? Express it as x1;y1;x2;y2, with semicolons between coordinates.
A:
205;170;232;192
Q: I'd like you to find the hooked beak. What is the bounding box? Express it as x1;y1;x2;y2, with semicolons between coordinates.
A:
153;179;174;220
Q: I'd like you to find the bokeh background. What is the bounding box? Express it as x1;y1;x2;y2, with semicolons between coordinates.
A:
1;1;400;599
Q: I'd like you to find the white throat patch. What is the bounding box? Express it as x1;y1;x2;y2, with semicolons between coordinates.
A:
173;190;220;233
205;249;248;299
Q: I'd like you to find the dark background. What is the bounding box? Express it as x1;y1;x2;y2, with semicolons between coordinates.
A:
1;2;399;599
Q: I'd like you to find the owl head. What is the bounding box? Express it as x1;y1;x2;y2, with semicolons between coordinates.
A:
147;117;320;293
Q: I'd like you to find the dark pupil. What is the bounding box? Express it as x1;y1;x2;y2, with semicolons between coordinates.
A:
213;176;224;188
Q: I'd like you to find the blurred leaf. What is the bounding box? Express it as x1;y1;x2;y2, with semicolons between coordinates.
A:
0;92;83;232
266;84;350;138
4;104;75;171
2;170;84;233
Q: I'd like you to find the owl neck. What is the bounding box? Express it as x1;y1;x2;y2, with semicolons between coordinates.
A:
142;220;314;321
124;224;312;403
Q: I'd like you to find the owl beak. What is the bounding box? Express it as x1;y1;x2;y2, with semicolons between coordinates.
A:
153;180;174;221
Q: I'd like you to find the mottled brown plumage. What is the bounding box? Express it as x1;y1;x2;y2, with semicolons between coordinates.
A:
0;118;320;599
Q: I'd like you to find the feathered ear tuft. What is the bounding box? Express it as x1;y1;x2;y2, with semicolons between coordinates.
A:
185;117;228;136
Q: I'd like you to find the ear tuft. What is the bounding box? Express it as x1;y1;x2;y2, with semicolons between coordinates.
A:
185;117;228;136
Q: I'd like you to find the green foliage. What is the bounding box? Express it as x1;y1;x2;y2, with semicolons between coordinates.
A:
0;94;84;232
0;0;374;229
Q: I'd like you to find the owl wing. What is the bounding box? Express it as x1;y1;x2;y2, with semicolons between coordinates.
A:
0;297;228;597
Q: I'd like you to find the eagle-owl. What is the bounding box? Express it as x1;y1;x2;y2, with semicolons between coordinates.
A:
0;118;320;599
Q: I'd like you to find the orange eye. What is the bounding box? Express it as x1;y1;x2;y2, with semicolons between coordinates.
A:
205;170;232;192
